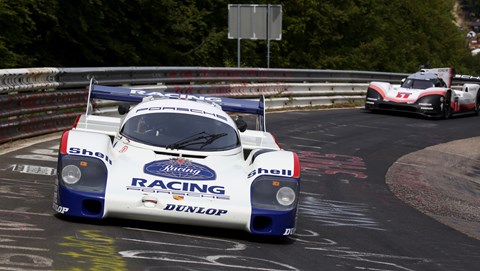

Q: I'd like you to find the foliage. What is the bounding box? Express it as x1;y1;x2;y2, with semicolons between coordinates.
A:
0;0;479;75
0;0;38;67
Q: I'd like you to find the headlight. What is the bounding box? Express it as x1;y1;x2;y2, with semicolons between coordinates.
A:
251;176;299;210
58;155;108;193
62;165;81;184
276;187;296;206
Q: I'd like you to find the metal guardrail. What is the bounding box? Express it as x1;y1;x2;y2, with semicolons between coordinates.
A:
92;82;370;114
0;68;60;93
56;67;409;88
0;89;87;143
1;66;475;144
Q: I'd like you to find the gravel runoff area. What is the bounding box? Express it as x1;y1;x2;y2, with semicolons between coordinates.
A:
386;137;480;240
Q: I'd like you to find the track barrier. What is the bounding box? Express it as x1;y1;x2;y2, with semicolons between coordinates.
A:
1;66;474;144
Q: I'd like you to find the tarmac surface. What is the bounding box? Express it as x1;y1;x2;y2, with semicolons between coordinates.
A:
1;116;479;242
0;117;480;240
1;108;480;271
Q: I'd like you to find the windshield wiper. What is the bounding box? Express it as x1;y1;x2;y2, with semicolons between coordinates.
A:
166;131;227;150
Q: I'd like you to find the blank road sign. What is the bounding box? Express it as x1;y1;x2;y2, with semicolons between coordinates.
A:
228;4;282;40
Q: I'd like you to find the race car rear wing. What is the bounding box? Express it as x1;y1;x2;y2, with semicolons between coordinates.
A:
87;83;267;131
420;67;453;88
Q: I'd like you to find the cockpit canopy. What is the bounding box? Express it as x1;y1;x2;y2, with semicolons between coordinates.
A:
401;72;447;89
120;112;240;151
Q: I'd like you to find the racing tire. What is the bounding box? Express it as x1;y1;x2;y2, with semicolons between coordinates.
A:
364;104;377;113
475;95;480;116
442;93;452;119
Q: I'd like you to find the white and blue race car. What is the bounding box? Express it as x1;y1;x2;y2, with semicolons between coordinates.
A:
365;67;480;118
53;82;301;236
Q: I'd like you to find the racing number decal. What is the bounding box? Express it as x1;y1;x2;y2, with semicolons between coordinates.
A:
396;92;411;99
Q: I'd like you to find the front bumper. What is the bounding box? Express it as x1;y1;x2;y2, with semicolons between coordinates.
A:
250;207;297;236
53;180;105;218
54;183;298;237
365;90;445;118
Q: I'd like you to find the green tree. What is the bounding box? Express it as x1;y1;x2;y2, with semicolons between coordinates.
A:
0;0;477;75
0;0;38;67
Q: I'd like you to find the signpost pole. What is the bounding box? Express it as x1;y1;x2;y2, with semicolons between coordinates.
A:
267;4;270;68
237;6;241;67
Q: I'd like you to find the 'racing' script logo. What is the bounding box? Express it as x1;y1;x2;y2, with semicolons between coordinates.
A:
144;158;216;181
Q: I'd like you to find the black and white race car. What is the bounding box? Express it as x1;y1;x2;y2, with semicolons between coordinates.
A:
365;67;480;118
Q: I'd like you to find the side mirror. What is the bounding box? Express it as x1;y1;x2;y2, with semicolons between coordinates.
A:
118;103;131;115
235;116;247;132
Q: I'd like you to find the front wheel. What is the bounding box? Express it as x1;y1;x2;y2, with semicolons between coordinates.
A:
442;93;452;119
475;95;480;116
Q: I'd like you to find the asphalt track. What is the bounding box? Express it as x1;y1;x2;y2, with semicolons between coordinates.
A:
0;108;479;271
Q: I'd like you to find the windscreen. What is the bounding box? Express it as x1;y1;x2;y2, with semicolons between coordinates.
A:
401;79;435;89
120;113;240;151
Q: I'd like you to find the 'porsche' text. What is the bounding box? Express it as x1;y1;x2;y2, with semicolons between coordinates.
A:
135;105;227;121
127;178;230;200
